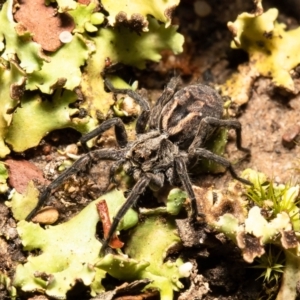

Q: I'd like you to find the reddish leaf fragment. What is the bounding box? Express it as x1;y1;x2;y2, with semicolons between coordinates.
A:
97;200;124;249
5;159;47;194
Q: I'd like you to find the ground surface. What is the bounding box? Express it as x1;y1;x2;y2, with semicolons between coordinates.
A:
1;0;300;299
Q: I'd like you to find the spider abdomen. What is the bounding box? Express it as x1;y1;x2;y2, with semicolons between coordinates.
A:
160;84;223;150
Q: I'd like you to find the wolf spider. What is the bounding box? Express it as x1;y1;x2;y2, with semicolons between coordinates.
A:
26;77;251;252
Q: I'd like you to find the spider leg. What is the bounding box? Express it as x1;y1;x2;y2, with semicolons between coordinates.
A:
108;159;126;185
149;77;180;129
174;156;202;221
104;79;150;134
25;149;125;221
193;148;252;186
157;77;181;107
100;175;150;255
189;116;250;154
79;118;128;151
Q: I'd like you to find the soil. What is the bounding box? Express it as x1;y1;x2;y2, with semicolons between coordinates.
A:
1;0;300;299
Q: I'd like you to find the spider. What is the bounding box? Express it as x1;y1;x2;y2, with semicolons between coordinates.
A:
25;77;252;253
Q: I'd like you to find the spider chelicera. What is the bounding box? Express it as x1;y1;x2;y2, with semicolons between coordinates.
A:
25;77;251;252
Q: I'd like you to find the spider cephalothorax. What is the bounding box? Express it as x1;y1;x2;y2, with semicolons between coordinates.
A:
26;77;251;252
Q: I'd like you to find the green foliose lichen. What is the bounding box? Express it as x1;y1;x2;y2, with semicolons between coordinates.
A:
0;0;184;157
0;161;8;193
5;89;93;152
97;214;187;300
0;60;27;157
7;181;39;220
101;0;180;30
0;0;43;72
14;188;187;299
221;4;300;108
227;7;300;93
13;189;138;299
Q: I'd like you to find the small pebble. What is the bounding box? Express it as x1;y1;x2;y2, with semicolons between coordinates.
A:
178;261;193;277
32;206;59;225
282;124;300;149
42;144;52;155
65;144;78;155
59;31;73;43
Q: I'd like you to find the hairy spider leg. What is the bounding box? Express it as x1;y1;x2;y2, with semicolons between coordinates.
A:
193;148;252;185
149;77;180;129
79;117;128;151
104;79;151;134
25;149;124;221
174;156;203;221
189;117;250;155
100;175;151;255
187;116;252;186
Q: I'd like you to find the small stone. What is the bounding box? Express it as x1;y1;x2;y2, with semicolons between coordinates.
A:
42;144;52;155
32;207;59;224
59;31;73;43
282;124;300;149
179;262;193;277
65;144;78;155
